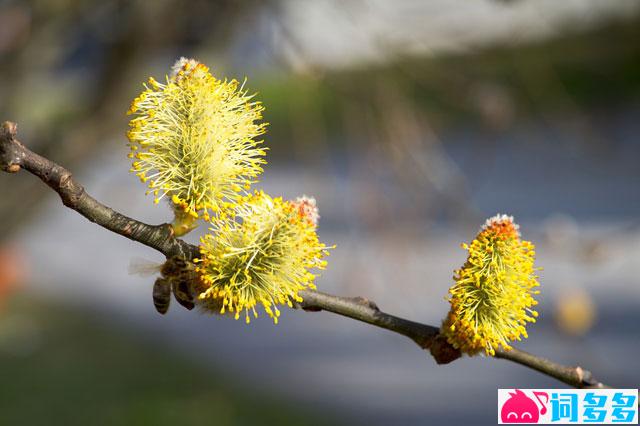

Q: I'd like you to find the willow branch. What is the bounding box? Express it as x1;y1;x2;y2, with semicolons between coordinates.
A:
0;122;197;260
0;121;613;389
298;290;440;346
495;348;607;388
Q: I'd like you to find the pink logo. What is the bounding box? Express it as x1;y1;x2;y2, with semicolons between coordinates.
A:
501;389;549;423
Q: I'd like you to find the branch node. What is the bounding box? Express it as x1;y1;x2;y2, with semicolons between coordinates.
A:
428;334;462;364
1;121;23;172
352;296;379;311
6;164;20;173
1;121;17;139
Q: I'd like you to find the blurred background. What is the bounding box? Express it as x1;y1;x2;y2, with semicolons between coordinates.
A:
1;0;639;425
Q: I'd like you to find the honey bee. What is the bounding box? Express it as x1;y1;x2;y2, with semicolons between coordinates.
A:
130;256;198;315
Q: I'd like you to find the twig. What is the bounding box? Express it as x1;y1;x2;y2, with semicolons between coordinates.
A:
0;122;197;260
297;290;461;364
495;348;607;388
0;120;614;389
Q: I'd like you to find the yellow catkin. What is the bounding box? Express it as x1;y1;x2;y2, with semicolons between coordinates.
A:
442;214;540;356
194;191;331;324
126;57;267;224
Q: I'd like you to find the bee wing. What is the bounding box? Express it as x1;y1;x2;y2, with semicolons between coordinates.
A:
128;257;163;276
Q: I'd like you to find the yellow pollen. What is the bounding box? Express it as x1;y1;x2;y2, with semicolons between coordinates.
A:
441;214;540;356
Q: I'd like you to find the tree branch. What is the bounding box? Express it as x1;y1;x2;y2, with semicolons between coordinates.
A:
0;122;197;260
0;121;615;389
495;348;607;388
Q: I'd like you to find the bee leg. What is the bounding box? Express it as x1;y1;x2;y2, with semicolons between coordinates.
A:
152;277;171;315
172;280;195;310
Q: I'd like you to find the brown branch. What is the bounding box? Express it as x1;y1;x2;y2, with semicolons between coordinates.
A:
495;348;607;388
0;120;614;389
0;122;197;260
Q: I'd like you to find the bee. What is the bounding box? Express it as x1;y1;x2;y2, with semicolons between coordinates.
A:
130;256;198;315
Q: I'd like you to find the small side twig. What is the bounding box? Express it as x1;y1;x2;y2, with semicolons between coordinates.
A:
0;120;615;389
